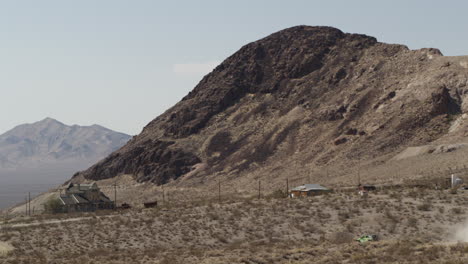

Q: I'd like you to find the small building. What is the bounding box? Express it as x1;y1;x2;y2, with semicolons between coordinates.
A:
119;203;132;209
360;185;377;191
290;184;331;198
357;184;376;196
58;182;114;213
143;201;158;208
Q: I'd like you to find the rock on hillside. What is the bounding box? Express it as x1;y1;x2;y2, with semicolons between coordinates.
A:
0;118;131;168
74;26;468;186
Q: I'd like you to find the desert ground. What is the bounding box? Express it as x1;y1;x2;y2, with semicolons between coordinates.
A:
1;186;468;264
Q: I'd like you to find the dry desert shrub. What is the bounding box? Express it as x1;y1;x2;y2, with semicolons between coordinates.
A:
451;207;463;215
328;232;354;244
2;188;468;264
417;202;432;211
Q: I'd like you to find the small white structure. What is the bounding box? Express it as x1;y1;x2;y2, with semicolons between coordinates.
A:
290;184;330;197
358;190;368;197
451;174;464;188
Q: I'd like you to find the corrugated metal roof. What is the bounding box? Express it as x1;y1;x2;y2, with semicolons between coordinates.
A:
60;195;78;205
59;182;113;206
291;184;329;191
66;182;98;194
72;194;90;204
98;193;112;203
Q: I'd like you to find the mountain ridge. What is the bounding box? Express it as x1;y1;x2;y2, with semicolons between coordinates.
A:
73;25;468;188
0;117;131;168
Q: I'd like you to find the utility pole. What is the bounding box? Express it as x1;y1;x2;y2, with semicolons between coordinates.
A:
28;192;31;216
286;178;289;198
295;159;299;182
114;183;117;209
357;160;361;187
218;180;221;203
162;186;165;203
258;180;261;199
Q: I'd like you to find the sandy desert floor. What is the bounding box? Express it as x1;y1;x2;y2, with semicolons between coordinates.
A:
1;187;468;263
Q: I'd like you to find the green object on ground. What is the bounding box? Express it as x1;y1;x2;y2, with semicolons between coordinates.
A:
356;234;378;243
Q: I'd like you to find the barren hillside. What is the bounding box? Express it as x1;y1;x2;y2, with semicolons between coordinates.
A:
73;26;468;191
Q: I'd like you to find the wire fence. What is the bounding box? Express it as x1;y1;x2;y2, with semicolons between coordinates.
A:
14;162;468;217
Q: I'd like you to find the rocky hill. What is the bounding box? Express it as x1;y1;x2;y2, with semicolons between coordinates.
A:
0;118;131;169
74;26;468;189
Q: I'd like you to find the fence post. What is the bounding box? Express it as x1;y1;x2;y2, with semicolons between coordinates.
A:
258;180;261;199
114;183;117;209
28;192;31;216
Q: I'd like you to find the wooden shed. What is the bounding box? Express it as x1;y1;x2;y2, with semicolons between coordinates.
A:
143;201;158;208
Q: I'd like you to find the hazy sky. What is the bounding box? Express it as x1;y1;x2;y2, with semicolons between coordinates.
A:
1;0;467;135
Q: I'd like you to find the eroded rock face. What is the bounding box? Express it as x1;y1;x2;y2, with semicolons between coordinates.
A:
79;140;200;184
74;26;468;185
151;26;373;139
430;85;461;116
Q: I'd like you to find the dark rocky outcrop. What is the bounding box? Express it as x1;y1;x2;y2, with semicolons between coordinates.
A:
73;26;468;185
81;140;200;184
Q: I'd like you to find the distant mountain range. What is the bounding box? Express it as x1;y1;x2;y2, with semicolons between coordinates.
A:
0;118;131;208
0;118;131;169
